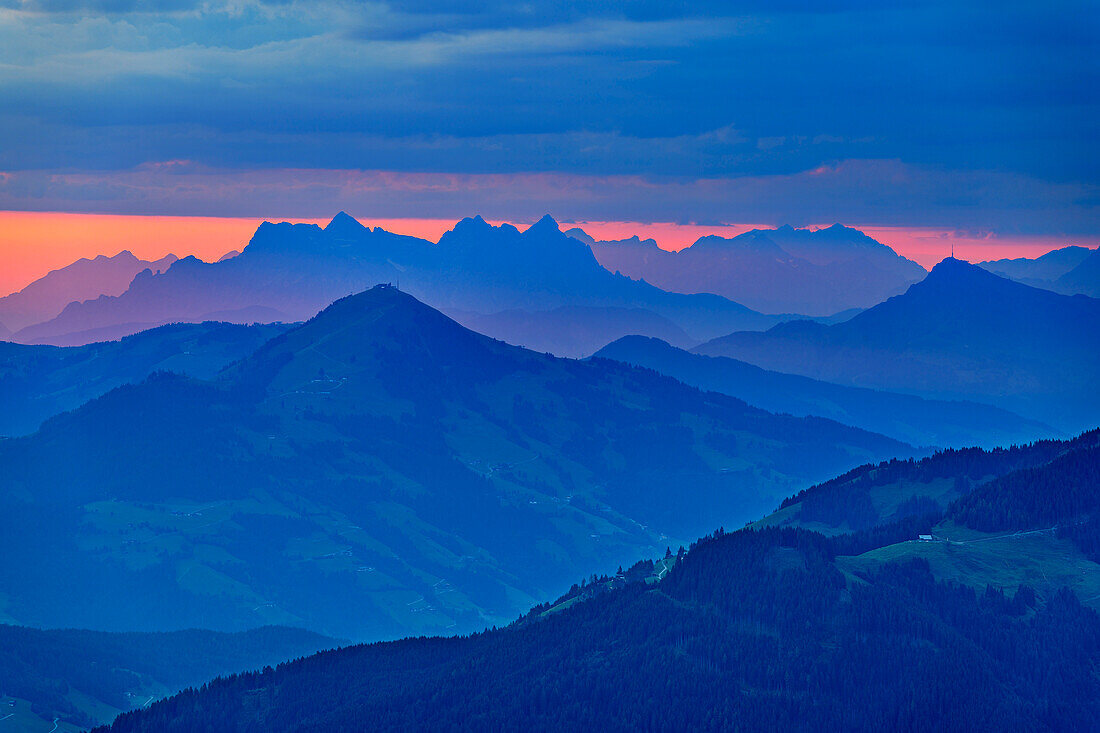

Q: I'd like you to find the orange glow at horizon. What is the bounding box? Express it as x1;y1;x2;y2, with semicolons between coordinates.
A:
1;210;1095;297
0;212;309;297
0;212;460;296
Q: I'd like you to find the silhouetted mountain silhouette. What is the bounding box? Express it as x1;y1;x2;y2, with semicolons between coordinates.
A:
1055;247;1100;297
0;250;177;332
584;223;925;315
323;209;371;238
14;214;799;351
979;245;1094;290
695;259;1100;431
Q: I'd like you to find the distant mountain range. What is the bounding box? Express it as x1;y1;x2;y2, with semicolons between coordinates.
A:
456;305;697;357
0;286;908;640
0;320;291;436
11;214;806;355
0;251;177;333
978;245;1098;295
95;430;1100;732
594;335;1052;449
571;223;926;315
1054;247;1100;297
693;259;1100;432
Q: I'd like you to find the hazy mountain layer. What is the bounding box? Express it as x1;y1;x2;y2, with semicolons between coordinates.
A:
594;335;1053;448
977;245;1100;297
694;259;1100;432
579;224;926;315
978;245;1094;290
1054;247;1100;297
454;305;696;358
0;286;907;640
14;214;793;351
0;251;177;333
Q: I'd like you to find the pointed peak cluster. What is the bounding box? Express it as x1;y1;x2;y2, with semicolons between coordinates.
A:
325;210;362;227
444;214;568;242
525;214;561;235
450;214;494;237
324;211;368;237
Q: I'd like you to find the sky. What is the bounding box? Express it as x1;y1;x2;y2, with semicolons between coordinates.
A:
0;0;1097;281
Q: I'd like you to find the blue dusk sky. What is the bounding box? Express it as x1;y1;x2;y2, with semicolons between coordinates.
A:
0;0;1096;241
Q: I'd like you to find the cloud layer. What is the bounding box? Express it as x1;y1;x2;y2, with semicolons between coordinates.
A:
0;0;1096;233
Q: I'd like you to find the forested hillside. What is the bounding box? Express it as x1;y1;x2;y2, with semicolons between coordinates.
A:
97;531;1100;732
0;321;290;436
0;286;905;640
96;429;1100;732
760;430;1099;534
0;625;334;731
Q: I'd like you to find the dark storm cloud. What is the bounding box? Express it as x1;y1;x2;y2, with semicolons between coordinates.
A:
0;0;1095;231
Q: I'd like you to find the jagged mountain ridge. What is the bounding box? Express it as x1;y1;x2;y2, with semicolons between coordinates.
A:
14;214;793;353
0;250;177;333
582;223;926;315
